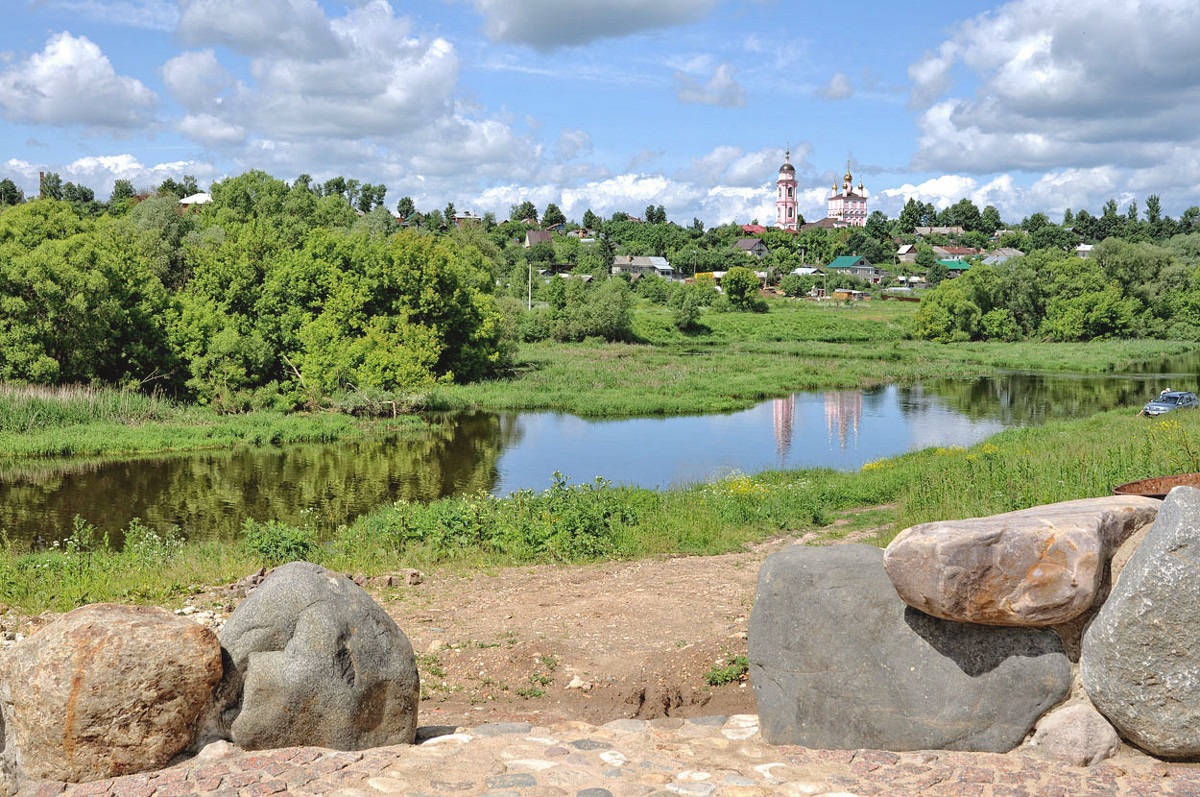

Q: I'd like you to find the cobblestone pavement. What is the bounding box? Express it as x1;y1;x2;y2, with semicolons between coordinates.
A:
27;715;1200;797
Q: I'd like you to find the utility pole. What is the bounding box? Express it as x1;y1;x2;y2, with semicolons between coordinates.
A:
527;263;532;310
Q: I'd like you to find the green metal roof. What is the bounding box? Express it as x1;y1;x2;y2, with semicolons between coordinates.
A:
827;255;869;269
939;259;971;270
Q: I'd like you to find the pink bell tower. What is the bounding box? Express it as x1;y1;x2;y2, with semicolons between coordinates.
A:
776;146;798;231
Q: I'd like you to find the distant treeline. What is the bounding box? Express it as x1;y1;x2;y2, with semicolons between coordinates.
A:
914;237;1200;342
4;169;1200;406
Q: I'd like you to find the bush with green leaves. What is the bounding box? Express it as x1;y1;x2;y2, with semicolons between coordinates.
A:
240;518;318;565
721;266;761;311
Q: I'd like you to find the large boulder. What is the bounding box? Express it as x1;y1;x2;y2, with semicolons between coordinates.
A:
884;497;1160;626
202;561;419;751
749;544;1071;752
0;604;221;789
1081;487;1200;758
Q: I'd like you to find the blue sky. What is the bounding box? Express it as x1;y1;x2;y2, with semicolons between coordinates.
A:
3;0;1199;226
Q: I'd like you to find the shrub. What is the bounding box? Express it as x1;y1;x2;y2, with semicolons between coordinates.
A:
722;266;761;311
241;518;318;565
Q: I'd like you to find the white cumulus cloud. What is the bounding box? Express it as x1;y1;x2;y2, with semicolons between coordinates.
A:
907;0;1200;173
0;32;157;129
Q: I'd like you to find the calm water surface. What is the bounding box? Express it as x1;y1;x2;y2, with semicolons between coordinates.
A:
3;364;1197;546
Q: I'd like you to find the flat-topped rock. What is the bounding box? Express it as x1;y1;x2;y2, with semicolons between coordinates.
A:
1082;487;1200;758
750;544;1071;752
884;496;1160;626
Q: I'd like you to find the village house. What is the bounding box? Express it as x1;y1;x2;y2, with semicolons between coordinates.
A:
734;238;770;259
915;226;965;237
896;243;918;264
826;255;886;285
524;230;553;249
611;255;676;280
981;247;1025;266
932;245;982;260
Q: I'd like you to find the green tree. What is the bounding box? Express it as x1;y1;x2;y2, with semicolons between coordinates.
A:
721;266;760;311
980;205;1002;234
542;203;566;227
110;179;135;202
40;172;64;201
1022;212;1050;234
62;182;95;205
581;209;599;229
898;198;922;233
511;201;538;223
0;178;24;206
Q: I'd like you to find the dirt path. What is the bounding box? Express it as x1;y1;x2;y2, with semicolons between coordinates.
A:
379;536;799;729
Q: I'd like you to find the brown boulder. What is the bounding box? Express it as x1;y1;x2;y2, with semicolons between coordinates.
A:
883;496;1160;626
0;603;221;786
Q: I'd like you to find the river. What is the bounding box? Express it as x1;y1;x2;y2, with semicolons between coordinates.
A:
1;364;1197;546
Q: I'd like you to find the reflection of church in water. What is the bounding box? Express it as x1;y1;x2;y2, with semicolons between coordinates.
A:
772;391;863;465
825;391;862;451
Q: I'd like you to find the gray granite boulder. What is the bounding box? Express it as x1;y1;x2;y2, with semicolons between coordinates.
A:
0;604;221;791
201;561;419;751
749;544;1071;752
1028;703;1121;766
1082;487;1200;758
884;497;1159;626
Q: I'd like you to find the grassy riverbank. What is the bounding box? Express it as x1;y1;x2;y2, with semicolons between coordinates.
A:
431;301;1199;415
0;304;1192;454
2;404;1193;614
0;384;425;458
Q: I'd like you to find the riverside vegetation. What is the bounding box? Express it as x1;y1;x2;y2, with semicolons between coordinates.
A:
4;172;1200;613
3;406;1198;614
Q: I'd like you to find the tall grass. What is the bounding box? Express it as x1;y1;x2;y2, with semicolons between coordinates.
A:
0;384;196;432
0;383;425;458
3;406;1193;614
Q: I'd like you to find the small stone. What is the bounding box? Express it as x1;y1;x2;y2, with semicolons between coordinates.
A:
569;739;612;751
485;774;537;789
427;640;447;654
418;733;472;746
474;722;533;737
603;719;649;734
599;751;627;767
1029;703;1121;766
675;770;711;781
505;759;558;771
195;740;238;761
665;782;716;796
687;716;728;727
577;789;614;797
367;777;409;793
